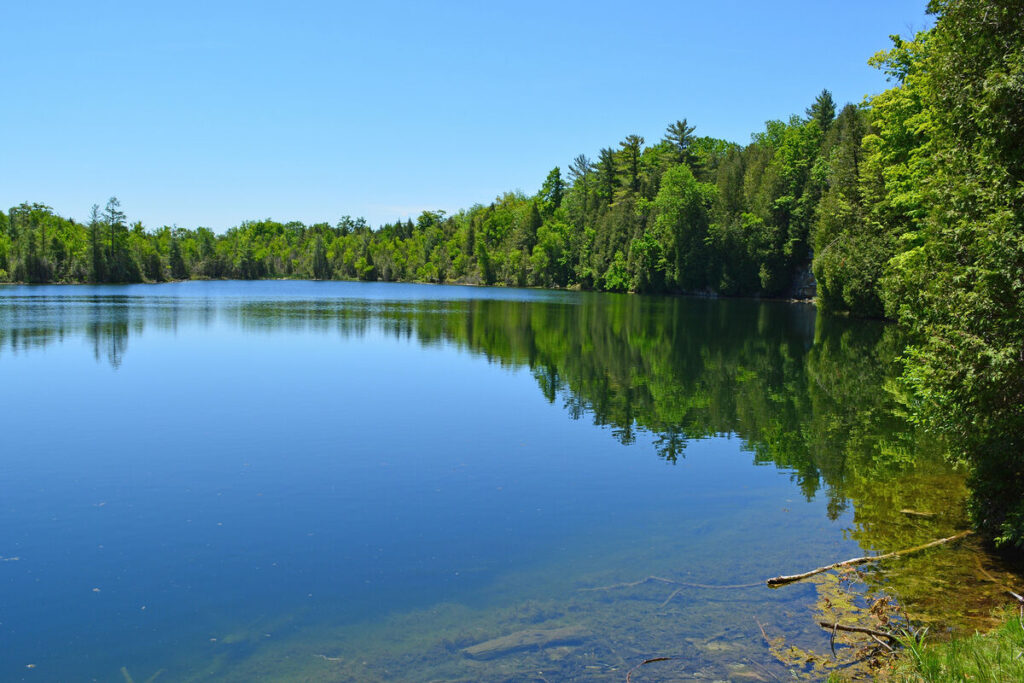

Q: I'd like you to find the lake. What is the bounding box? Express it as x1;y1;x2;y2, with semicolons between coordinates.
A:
0;281;1016;681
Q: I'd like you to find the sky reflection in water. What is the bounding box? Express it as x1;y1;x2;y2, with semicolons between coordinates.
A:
0;281;984;681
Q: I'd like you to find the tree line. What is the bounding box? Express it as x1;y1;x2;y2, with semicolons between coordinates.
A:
0;88;865;304
2;0;1021;548
0;103;837;302
0;83;933;315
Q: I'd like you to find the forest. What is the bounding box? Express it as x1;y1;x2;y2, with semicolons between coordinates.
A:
2;0;1022;548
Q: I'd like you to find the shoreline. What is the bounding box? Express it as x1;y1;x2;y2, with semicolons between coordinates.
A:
0;276;820;307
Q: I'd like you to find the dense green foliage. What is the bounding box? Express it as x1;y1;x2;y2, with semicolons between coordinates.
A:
783;0;1024;547
3;0;1022;547
863;0;1024;548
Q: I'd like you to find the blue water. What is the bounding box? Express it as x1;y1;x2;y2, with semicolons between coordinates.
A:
0;281;950;681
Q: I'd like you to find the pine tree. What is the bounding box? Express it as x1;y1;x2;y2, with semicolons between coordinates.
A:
539;167;564;215
664;119;697;165
617;135;645;195
596;148;617;205
806;89;836;132
568;154;593;216
103;197;127;281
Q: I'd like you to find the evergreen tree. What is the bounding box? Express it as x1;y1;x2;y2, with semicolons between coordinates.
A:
811;104;876;314
617;135;645;196
664;119;697;165
883;0;1024;547
596;148;617;205
806;89;836;132
538;167;564;215
103;197;128;281
568;154;593;216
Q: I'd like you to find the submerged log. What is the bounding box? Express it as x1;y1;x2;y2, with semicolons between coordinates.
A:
974;555;1024;604
766;530;972;587
461;625;589;659
816;621;901;643
899;509;936;518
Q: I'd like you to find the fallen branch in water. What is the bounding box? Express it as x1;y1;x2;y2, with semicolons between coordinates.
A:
579;575;676;591
658;587;683;608
766;531;973;587
754;618;770;645
625;657;673;683
817;621;903;647
869;632;895;652
314;654;343;663
817;621;901;643
974;555;1024;604
581;575;761;592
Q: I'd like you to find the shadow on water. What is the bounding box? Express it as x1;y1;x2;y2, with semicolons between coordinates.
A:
1;282;1021;680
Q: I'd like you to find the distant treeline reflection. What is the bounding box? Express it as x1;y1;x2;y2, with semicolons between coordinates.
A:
0;293;940;521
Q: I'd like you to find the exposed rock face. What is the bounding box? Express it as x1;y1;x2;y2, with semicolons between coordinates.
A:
788;263;816;300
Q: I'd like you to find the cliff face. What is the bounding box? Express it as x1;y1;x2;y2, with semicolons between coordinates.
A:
789;262;817;300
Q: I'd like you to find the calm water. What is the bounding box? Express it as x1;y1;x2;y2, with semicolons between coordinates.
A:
0;281;1014;681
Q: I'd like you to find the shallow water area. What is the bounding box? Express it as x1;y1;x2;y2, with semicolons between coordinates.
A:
0;280;1019;681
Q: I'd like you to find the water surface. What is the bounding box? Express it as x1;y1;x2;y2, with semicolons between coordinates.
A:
0;281;1015;681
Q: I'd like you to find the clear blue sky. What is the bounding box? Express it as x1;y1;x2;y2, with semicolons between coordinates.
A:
2;1;932;231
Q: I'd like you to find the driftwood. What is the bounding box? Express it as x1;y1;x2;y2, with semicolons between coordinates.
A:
461;625;588;659
766;530;973;587
816;621;901;643
625;657;674;683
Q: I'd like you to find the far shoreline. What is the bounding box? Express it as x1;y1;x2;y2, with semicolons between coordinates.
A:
0;276;821;309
